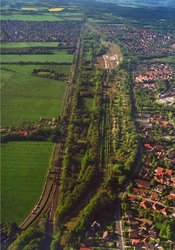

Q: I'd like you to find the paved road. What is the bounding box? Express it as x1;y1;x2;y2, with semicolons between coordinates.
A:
115;197;125;250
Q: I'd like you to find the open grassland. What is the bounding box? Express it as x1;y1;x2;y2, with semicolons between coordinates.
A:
1;141;53;224
1;42;60;48
1;51;73;63
1;64;68;126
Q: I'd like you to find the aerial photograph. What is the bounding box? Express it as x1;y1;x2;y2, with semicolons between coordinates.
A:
0;0;175;249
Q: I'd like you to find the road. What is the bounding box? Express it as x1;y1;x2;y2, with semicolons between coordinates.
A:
115;196;125;250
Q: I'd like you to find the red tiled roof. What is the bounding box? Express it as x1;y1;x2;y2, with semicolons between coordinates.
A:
155;167;164;176
161;121;169;126
154;145;163;151
132;239;141;245
166;169;172;175
80;248;93;250
136;179;151;189
19;130;28;136
144;144;152;149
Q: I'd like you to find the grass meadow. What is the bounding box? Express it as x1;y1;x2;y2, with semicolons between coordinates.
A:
1;141;53;224
1;51;73;63
1;64;68;126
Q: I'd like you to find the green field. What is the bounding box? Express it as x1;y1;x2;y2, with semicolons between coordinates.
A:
1;141;53;224
0;14;62;21
0;14;83;21
1;51;73;63
152;56;175;63
1;42;60;48
1;64;68;126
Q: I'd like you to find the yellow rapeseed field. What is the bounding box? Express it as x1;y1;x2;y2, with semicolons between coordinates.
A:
48;7;64;12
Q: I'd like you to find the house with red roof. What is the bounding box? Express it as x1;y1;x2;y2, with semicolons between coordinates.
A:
132;239;141;246
128;195;137;203
154;167;173;186
144;144;153;150
160;120;169;127
151;192;159;201
155;167;164;175
166;169;172;175
19;130;28;136
136;179;151;189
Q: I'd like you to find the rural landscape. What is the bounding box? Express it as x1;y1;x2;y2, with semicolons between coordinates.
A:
0;0;175;249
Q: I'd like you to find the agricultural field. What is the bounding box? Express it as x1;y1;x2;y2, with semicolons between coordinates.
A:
0;14;62;21
1;51;73;63
0;13;83;22
1;42;60;48
1;64;68;126
1;141;53;224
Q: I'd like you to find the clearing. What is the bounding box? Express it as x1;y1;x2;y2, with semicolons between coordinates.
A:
96;43;122;71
